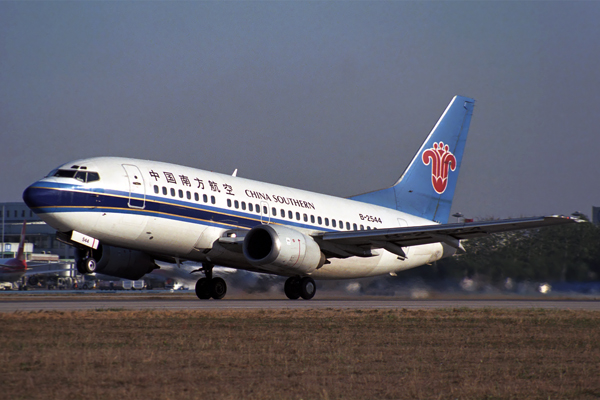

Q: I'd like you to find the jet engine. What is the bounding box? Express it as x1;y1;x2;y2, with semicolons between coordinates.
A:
243;224;325;275
77;245;158;280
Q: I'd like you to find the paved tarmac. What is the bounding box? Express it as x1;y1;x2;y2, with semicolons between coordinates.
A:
1;293;599;312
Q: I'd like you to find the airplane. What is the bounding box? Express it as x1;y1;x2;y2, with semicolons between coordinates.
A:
0;220;75;290
22;95;578;300
0;221;29;286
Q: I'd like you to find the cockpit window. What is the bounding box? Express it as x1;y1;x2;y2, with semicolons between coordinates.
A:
74;171;87;182
52;169;100;183
86;172;100;182
54;169;77;179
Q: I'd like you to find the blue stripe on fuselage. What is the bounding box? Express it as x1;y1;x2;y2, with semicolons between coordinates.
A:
24;183;333;233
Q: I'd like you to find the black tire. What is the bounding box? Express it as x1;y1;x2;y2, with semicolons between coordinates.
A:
284;277;301;300
195;278;211;300
76;261;87;275
210;277;227;300
80;258;97;274
299;277;316;300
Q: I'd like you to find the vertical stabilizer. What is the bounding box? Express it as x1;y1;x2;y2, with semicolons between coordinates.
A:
350;96;475;223
16;221;27;262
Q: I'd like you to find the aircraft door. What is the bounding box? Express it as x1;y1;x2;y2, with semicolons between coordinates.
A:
260;201;270;224
122;164;146;209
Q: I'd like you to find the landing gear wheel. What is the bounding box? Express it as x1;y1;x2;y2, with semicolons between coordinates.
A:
299;277;316;300
80;258;97;274
195;278;211;300
76;261;86;274
284;277;301;300
210;277;227;300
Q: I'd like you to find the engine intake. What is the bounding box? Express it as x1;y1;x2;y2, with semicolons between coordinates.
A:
243;225;325;275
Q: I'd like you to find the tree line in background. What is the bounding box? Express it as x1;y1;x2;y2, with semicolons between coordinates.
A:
407;217;600;284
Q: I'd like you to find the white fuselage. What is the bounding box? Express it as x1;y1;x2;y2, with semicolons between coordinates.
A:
27;157;449;279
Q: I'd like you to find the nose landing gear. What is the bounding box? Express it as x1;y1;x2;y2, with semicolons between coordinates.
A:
76;251;97;274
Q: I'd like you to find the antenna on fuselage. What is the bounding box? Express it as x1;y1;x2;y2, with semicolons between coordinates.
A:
232;169;238;177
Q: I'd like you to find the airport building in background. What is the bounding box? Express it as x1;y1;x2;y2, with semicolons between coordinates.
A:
1;202;75;260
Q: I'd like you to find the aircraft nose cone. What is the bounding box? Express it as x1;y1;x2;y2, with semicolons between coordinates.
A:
23;185;35;208
23;183;46;211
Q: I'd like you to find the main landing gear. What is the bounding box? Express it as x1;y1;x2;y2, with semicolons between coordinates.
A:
284;276;316;300
194;263;227;300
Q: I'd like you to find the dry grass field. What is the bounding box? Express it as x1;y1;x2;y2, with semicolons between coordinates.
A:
1;308;599;400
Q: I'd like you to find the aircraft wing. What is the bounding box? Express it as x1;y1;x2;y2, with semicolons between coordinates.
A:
312;216;579;258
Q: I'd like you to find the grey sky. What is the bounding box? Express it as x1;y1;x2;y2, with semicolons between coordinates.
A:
1;1;598;219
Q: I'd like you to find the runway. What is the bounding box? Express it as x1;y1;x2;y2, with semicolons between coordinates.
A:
1;293;599;312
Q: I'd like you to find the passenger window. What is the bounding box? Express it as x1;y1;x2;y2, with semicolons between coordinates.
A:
360;225;364;230
318;217;322;225
346;222;351;230
353;223;358;230
303;214;308;222
203;194;208;203
325;218;329;226
241;202;246;210
281;209;285;218
367;226;371;230
272;207;277;216
187;191;191;200
256;204;260;213
162;187;167;195
296;212;300;220
263;206;268;214
332;219;336;228
248;203;254;212
227;199;232;207
178;190;184;198
170;188;176;197
234;200;239;209
211;196;216;204
288;210;293;219
311;215;315;223
154;185;159;194
194;193;199;201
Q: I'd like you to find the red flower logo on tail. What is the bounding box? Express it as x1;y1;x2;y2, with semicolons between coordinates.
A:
422;142;456;194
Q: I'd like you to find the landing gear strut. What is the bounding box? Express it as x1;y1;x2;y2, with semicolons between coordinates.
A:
194;263;227;300
284;276;316;300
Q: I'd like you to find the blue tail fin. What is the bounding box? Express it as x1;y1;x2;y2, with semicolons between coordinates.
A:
350;96;475;223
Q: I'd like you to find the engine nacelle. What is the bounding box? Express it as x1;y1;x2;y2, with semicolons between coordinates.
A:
243;225;325;276
78;245;158;280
